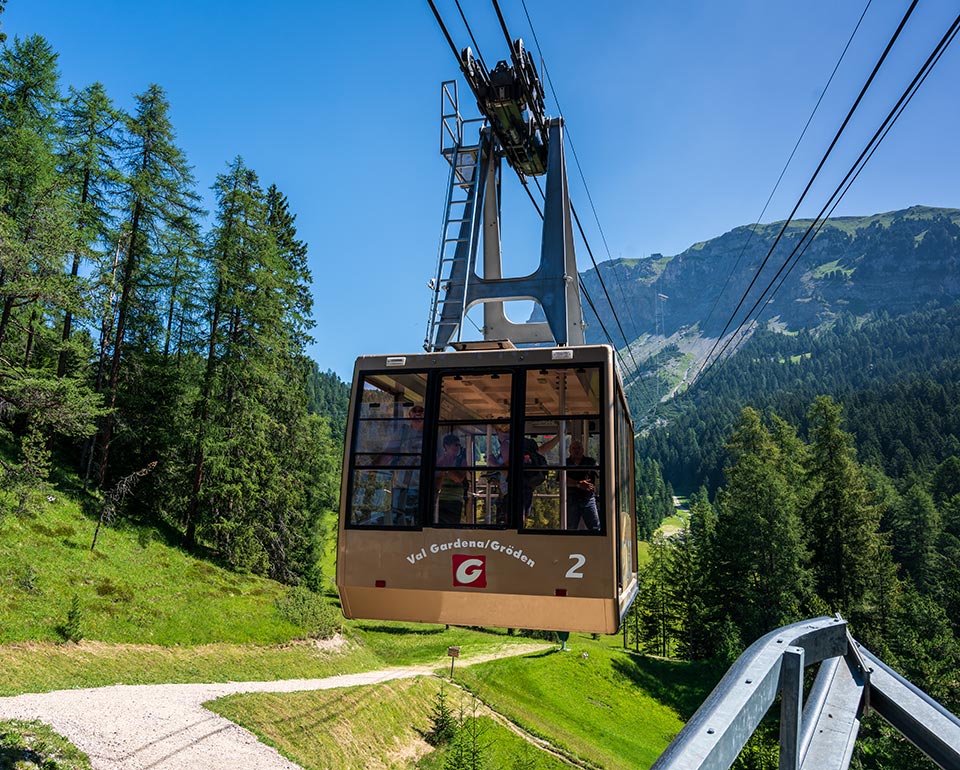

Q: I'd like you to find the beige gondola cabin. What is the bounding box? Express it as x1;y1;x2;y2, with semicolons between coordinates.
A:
336;343;639;634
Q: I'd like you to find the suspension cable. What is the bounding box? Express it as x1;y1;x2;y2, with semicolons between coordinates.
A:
694;0;920;383
697;10;960;384
513;0;645;378
700;0;874;337
742;15;960;352
453;0;490;74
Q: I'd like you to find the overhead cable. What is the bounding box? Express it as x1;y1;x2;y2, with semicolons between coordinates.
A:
697;10;960;383
453;0;490;74
694;0;920;383
426;0;544;211
699;0;874;337
514;0;646;379
741;13;960;351
518;0;646;362
432;0;652;385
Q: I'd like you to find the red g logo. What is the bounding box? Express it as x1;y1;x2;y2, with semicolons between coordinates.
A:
452;555;486;588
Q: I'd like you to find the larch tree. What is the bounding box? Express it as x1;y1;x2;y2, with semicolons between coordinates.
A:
93;83;200;487
0;35;71;352
0;36;107;513
56;81;121;378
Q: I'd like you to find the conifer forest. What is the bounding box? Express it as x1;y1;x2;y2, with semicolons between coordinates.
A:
0;33;344;586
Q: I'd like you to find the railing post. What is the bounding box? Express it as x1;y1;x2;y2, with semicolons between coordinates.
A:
779;646;805;770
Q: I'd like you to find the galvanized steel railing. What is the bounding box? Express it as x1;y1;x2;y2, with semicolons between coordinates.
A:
650;616;960;770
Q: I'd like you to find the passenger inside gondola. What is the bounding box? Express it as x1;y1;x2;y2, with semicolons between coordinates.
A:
565;439;600;531
349;372;429;527
436;433;468;525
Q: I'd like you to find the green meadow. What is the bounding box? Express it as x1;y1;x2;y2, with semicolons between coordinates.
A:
0;485;714;768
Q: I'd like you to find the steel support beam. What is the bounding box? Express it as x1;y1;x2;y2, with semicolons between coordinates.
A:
649;617;960;770
432;117;585;349
863;647;960;769
650;617;847;770
779;646;804;770
799;655;864;770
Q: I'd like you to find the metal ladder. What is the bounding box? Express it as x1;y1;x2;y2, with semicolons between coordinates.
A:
425;82;485;351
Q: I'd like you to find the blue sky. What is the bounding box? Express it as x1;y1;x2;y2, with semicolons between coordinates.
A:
7;1;959;378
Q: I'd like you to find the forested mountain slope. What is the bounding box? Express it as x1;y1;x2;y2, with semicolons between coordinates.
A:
0;34;342;586
624;225;960;767
640;304;960;493
304;363;350;443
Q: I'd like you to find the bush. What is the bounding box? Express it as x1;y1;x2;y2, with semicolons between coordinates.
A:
58;594;84;643
275;585;341;639
16;564;40;594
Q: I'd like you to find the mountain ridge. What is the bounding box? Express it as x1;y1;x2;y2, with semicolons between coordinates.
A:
581;205;960;415
584;205;960;343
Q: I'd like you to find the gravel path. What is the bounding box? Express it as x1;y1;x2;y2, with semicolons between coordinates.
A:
0;644;550;770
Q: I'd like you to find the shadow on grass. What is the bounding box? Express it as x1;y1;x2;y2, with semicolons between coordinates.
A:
612;652;720;721
525;648;562;659
0;747;45;766
354;623;446;636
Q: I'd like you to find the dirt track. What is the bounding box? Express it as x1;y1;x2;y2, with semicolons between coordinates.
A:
0;643;551;770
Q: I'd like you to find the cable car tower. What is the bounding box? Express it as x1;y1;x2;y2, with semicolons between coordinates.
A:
424;39;585;351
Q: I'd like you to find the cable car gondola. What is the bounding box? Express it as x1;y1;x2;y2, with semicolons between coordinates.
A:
336;342;638;634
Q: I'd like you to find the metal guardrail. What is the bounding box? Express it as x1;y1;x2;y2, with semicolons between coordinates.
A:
650;616;960;770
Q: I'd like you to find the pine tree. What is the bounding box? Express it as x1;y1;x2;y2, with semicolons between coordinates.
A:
186;156;269;557
426;682;457;747
675;487;715;659
634;531;675;656
804;396;889;624
667;521;709;660
707;408;810;646
892;481;941;595
185;159;323;579
931;456;960;505
442;698;488;770
936;495;960;637
265;183;312;347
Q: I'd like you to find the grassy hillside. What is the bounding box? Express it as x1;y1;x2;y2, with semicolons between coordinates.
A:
213;638;715;770
453;639;706;769
1;465;717;769
210;677;572;770
0;494;301;645
0;482;547;697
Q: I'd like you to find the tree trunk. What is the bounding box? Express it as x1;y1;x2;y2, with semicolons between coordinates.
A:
185;293;222;548
58;169;90;377
97;199;142;487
